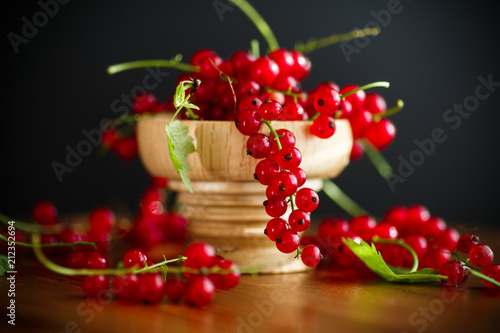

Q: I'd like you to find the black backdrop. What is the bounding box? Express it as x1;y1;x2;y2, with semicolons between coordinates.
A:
2;0;500;227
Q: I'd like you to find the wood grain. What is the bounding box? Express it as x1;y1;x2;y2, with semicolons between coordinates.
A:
1;230;499;333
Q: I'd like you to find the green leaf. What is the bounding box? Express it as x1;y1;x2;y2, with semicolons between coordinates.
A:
165;120;195;193
342;238;447;283
0;255;8;276
174;81;186;110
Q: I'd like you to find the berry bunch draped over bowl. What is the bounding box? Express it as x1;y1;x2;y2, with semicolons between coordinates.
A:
108;47;400;266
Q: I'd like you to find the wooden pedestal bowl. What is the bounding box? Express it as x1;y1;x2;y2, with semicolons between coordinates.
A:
136;115;352;273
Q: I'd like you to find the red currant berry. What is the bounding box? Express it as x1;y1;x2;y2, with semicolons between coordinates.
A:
250;56;280;86
184;276;215;308
318;217;349;245
123;248;148;269
270;75;299;93
89;206;115;234
276;146;302;170
164;278;186;302
81;275;109;298
365;119;396;150
294;188;319;213
209;259;240;290
32;201;58;225
339;84;366;109
265;185;280;199
132;93;157;114
276;229;300;253
382;205;408;230
289;50;311;81
363;93;387;114
301;245;322;267
350;141;364;161
337;100;354;119
281;102;306;121
421;248;452;269
235;79;260;98
349;215;377;242
457;234;480;254
269;129;296;153
198;55;223;80
137;273;165;304
84;251;108;269
263;195;288;218
230;50;255;77
480;263;500;288
271;171;298;197
314;83;341;115
264;217;289;242
183;242;216;268
268;48;294;75
433;228;460;252
290;167;307;187
235;109;262;135
254;158;281;186
114;136;138;161
190;49;217;66
238;95;263;111
348;109;372;139
469;244;494;267
372;223;398;239
258;99;282;121
288;209;311;232
246;133;271;159
310;115;336;139
65;250;86;269
439;260;464;286
422;216;447;240
111;274;139;301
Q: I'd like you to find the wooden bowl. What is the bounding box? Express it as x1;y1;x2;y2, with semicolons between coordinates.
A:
137;114;353;273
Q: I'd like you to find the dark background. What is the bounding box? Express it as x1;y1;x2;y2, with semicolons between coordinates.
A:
2;0;500;227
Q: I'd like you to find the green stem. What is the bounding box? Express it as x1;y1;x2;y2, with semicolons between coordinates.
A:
371;236;419;273
0;234;97;250
265;88;307;100
322;179;369;217
359;139;393;179
250;39;260;58
469;269;500;288
107;59;198;75
262;120;282;150
378;99;405;119
341;81;390;99
228;0;279;52
0;212;60;234
295;27;381;54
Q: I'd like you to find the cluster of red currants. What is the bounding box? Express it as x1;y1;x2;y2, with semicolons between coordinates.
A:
81;242;240;308
125;176;188;251
305;205;460;270
438;234;498;287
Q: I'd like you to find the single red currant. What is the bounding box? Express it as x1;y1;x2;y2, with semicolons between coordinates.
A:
235;109;262;135
480;263;500;288
269;129;296;153
301;245;322;267
89;206;115;234
276;229;300;253
294;188;319;213
183;242;216;269
254;158;281;185
250;56;280;86
469;244;494;267
111;274;139;301
288;209;311;232
264;217;289;242
290;167;307;187
310;115;336;139
32;201;58;225
246;133;272;159
271;171;298;197
123;248;148;269
137;273;165;304
81;275;109;298
457;234;480;254
276;146;302;170
264;195;288;218
314;83;341;115
184;276;215;307
438;260;464;286
365;119;396;150
164;278;186;302
258;99;282;121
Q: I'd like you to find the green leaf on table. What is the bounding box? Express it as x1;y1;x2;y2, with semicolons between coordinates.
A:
165;120;195;193
0;255;8;276
342;238;446;283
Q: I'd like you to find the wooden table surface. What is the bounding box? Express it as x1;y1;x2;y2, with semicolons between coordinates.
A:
1;227;499;333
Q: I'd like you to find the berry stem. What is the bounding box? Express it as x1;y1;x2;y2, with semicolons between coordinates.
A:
378;99;405;119
340;81;390;99
228;0;279;52
0;212;60;234
294;27;381;54
359;139;393;179
371;236;419;273
250;39;260;58
262;120;282;150
322;179;369;217
265;88;307;100
107;56;198;75
469;269;500;288
0;234;97;250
